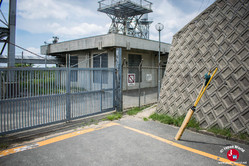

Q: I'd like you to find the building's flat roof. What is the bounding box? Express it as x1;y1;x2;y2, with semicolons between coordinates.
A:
41;34;171;55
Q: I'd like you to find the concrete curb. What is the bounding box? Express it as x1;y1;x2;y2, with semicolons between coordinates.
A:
188;128;249;145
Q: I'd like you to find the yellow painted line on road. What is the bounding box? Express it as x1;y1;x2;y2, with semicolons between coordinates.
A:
0;122;119;158
122;125;245;166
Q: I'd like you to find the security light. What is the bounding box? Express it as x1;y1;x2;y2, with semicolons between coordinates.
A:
155;23;164;31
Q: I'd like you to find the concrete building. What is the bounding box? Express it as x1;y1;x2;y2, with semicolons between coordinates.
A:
157;0;248;134
41;33;171;90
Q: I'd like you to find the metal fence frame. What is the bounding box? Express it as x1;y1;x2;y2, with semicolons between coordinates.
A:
122;66;166;108
0;67;116;135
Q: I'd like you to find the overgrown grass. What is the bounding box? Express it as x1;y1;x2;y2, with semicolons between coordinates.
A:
236;132;249;142
207;127;232;138
143;117;149;121
126;105;150;116
106;112;122;121
149;113;201;130
207;128;249;142
0;142;9;150
149;113;249;142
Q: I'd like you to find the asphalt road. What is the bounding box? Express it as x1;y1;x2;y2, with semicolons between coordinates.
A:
0;118;248;166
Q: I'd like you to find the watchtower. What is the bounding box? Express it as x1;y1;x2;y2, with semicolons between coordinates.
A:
98;0;153;39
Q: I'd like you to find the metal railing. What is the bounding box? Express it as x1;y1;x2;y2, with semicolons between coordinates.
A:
0;67;115;134
98;0;152;10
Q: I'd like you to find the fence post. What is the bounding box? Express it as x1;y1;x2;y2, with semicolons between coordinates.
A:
115;48;123;112
144;91;146;105
100;56;103;112
66;54;71;121
138;59;143;108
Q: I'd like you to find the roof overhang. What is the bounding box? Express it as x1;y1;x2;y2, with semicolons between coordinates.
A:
41;34;171;55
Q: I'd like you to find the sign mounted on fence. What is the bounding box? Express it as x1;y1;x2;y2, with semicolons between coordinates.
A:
127;73;135;86
146;74;152;82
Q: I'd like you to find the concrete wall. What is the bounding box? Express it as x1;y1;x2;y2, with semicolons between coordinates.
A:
157;0;248;134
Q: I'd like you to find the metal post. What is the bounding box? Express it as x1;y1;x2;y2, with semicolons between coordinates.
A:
115;48;122;111
100;56;102;112
144;91;146;105
7;0;16;68
158;30;161;100
45;55;47;68
155;23;164;100
21;51;23;66
138;59;143;108
66;54;71;121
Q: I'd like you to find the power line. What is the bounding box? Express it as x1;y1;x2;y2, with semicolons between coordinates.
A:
2;40;63;65
197;0;205;14
204;0;211;10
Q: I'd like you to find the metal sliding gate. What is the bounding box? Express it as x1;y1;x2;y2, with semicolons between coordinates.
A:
0;67;116;134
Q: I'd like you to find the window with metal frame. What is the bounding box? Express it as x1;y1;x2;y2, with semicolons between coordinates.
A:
128;54;142;82
70;56;78;82
93;53;108;84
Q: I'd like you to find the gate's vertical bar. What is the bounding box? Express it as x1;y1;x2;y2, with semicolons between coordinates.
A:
15;70;17;98
6;70;8;99
0;72;2;132
50;70;52;95
43;71;44;96
17;70;21;128
113;68;115;110
29;70;31;97
138;60;143;108
66;54;71;121
100;57;103;112
3;100;6;132
21;93;24;129
0;70;2;100
18;70;20;98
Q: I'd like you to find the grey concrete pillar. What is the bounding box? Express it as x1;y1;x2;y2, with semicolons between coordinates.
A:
115;48;123;111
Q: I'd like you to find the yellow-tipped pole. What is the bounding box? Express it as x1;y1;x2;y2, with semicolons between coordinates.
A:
175;68;218;140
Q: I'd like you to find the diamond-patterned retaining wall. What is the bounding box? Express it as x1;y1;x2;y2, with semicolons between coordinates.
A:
157;0;249;134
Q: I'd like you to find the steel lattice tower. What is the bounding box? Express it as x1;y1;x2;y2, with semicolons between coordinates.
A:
98;0;153;39
0;0;16;67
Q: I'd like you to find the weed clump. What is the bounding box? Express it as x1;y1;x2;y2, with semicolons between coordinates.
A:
149;113;200;131
149;113;249;143
106;112;122;121
127;105;150;116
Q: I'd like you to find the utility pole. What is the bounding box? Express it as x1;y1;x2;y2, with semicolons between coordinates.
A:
8;0;17;68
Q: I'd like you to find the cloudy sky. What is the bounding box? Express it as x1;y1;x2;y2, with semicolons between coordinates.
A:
0;0;215;57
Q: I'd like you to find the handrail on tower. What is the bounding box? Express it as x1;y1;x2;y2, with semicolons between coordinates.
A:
97;0;153;39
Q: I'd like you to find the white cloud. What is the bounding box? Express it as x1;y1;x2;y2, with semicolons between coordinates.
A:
16;0;215;46
50;22;108;38
150;0;200;43
18;0;98;20
17;0;109;40
22;47;43;57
